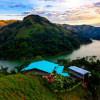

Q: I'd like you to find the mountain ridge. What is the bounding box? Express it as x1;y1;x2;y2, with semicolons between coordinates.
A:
0;15;92;58
59;24;100;40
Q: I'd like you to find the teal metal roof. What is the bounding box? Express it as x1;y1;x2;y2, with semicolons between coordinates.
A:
55;66;64;74
21;60;70;76
21;60;58;73
89;74;91;76
60;73;70;76
55;66;70;76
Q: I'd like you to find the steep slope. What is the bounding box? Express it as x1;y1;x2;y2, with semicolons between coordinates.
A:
0;74;91;100
0;15;92;58
60;24;100;40
0;20;18;28
0;74;55;100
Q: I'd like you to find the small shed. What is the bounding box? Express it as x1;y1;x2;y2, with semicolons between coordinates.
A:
69;66;90;85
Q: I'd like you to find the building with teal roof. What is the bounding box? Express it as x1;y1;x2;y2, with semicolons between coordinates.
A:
21;60;70;77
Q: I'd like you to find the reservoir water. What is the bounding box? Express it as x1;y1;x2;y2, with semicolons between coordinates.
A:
0;40;100;71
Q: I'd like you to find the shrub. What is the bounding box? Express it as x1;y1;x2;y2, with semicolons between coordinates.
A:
52;77;64;90
10;68;16;74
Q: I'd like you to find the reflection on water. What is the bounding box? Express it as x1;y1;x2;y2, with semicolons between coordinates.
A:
0;40;100;71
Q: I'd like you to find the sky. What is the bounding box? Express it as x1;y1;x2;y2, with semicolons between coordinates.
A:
0;0;100;27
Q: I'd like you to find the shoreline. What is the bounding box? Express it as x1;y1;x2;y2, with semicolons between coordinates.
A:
0;50;73;60
0;42;92;60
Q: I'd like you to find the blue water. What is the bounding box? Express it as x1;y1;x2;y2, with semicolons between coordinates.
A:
0;40;100;72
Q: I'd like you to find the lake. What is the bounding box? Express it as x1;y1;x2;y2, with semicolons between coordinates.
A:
0;40;100;72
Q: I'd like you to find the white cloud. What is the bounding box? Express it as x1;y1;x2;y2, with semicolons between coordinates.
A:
0;0;100;26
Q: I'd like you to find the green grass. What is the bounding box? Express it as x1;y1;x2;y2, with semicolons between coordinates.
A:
0;74;55;100
0;74;92;100
16;24;44;38
59;86;92;100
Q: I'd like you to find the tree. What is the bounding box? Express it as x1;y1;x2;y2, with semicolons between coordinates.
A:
15;66;22;73
0;65;9;75
57;56;100;99
10;68;16;74
52;77;64;89
35;56;44;61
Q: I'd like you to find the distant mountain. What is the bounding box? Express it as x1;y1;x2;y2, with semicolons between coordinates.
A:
60;24;100;40
0;15;92;58
0;20;19;28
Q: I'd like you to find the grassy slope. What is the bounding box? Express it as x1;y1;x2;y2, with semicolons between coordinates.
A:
0;74;55;100
0;74;91;100
59;86;92;100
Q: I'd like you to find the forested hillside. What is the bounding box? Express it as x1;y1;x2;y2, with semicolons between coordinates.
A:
60;24;100;40
0;15;92;58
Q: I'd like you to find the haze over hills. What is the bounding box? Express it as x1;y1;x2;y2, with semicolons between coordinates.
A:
0;20;19;28
0;15;92;58
60;24;100;40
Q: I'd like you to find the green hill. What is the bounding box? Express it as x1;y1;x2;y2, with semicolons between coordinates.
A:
0;15;92;58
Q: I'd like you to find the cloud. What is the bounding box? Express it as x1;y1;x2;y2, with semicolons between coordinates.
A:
96;9;100;14
45;5;53;8
0;5;5;7
40;0;67;2
5;3;100;25
0;14;25;16
8;4;33;9
92;23;100;27
39;0;56;1
23;8;52;15
9;4;22;8
1;0;100;26
22;5;100;22
94;2;100;7
22;8;63;21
